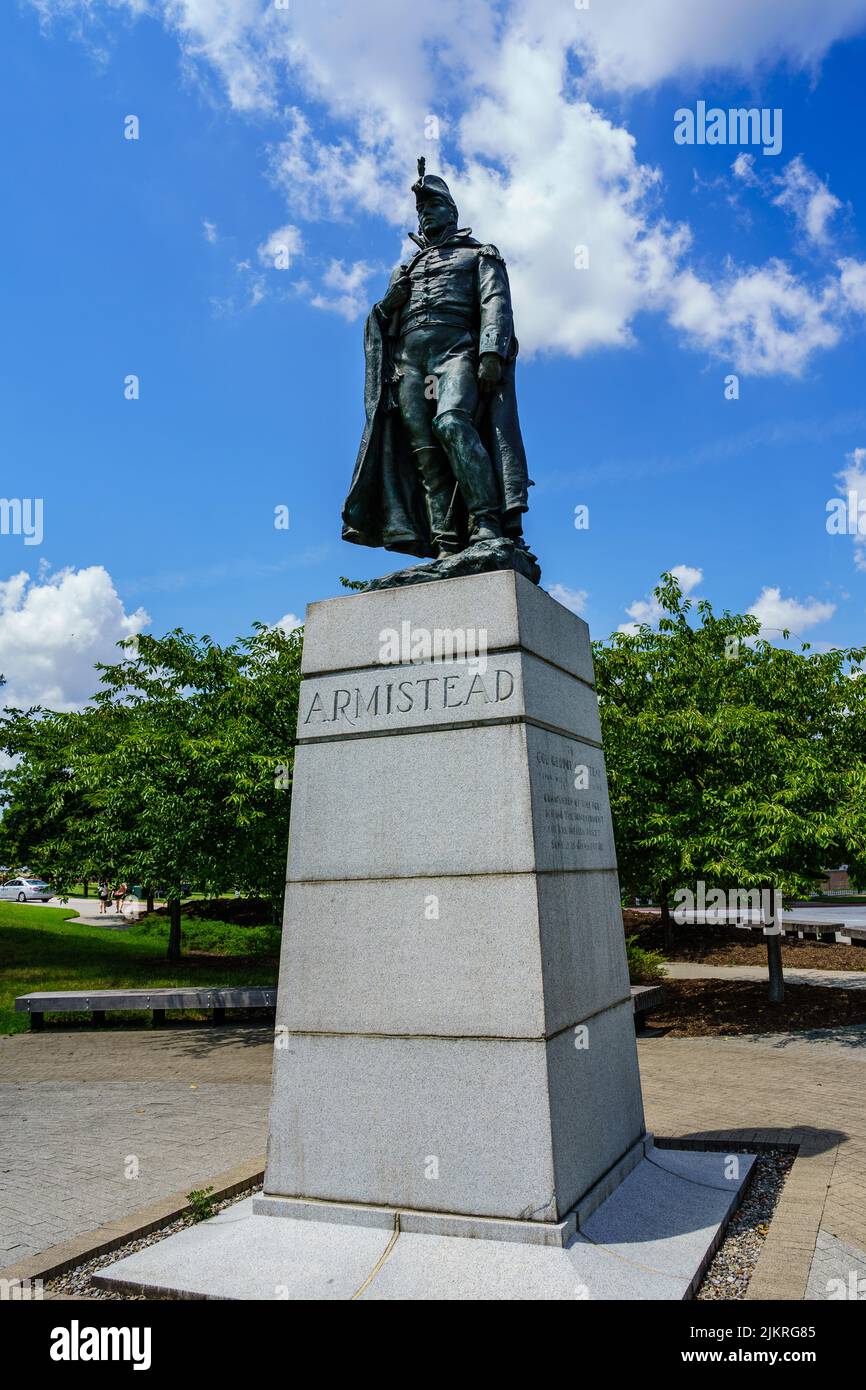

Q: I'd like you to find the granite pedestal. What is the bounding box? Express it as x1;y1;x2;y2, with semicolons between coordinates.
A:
97;571;753;1298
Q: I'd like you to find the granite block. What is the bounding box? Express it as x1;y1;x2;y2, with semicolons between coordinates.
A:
301;569;595;685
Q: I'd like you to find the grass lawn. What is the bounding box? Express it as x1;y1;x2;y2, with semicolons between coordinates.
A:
0;902;279;1035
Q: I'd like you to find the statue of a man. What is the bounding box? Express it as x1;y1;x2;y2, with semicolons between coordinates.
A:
342;163;533;566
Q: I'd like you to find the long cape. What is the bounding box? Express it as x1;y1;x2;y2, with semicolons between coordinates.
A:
341;303;531;559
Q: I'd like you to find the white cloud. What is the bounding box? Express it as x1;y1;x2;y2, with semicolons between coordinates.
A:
838;257;866;312
547;584;588;615
619;564;703;632
566;0;866;91
772;156;842;245
666;258;846;376
267;110;412;228
618;569;838;639
669;155;865;373
257;223;303;271
35;0;866;99
670;564;704;594
0;566;150;711
27;0;866;368
732;153;760;187
733;153;844;248
210;257;270;316
202;218;217;243
311;259;377;321
749;586;836;636
264;42;693;351
275;612;302;634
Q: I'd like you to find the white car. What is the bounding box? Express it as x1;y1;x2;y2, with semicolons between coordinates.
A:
0;877;53;903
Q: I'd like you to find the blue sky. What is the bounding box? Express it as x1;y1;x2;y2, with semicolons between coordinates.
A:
2;0;866;708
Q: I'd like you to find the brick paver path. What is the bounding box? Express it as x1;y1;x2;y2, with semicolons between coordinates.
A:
638;1032;866;1299
0;1026;272;1263
1;1023;864;1297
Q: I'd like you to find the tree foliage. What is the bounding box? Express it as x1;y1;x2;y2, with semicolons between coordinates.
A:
593;574;866;999
0;623;302;959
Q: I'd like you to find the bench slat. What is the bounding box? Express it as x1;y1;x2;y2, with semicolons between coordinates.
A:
15;988;276;1013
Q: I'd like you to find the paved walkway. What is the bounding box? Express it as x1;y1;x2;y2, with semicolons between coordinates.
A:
663;961;866;990
36;896;145;928
638;1032;866;1299
1;1023;864;1298
787;905;866;929
636;904;866;930
0;1026;271;1264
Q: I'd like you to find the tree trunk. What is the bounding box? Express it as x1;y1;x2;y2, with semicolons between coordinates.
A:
82;879;89;898
146;889;155;915
764;884;785;1004
167;898;182;962
766;934;785;1004
660;893;674;953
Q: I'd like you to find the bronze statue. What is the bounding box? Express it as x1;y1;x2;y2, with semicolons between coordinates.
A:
342;160;539;588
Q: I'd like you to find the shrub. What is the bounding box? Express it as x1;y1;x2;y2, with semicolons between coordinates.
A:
626;934;667;984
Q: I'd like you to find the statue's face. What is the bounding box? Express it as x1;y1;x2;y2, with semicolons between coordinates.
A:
419;195;456;241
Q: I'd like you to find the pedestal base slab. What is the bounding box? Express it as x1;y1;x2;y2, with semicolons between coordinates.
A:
95;1148;755;1301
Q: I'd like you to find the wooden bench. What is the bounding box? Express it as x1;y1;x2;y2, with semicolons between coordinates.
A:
15;987;276;1030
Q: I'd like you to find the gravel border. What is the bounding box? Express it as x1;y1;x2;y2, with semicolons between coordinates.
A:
697;1148;795;1299
45;1183;262;1300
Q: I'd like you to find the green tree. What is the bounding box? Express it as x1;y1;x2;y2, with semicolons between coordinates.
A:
0;623;303;960
593;574;866;1002
0;702;109;886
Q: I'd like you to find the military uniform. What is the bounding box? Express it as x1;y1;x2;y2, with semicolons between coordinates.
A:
376;175;520;554
342;170;531;562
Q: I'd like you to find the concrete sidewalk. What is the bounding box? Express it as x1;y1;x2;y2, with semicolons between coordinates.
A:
0;1025;271;1264
1;1022;865;1298
663;960;866;990
639;1031;866;1299
24;896;147;929
47;895;150;927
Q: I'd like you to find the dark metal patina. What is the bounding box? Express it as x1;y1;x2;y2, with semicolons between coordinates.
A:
342;160;539;588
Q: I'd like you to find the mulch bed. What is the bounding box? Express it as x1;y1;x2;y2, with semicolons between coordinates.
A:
644;979;866;1036
624;911;866;972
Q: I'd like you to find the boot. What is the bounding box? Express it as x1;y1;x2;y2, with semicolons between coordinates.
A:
432;410;502;532
413;445;460;555
471;511;502;542
502;506;526;540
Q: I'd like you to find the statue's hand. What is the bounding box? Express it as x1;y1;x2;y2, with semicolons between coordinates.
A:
379;271;411;316
478;352;503;388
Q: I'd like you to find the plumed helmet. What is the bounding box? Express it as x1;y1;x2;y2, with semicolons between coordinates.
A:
411;157;458;216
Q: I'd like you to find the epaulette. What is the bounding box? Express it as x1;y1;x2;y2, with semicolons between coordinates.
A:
479;244;505;263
